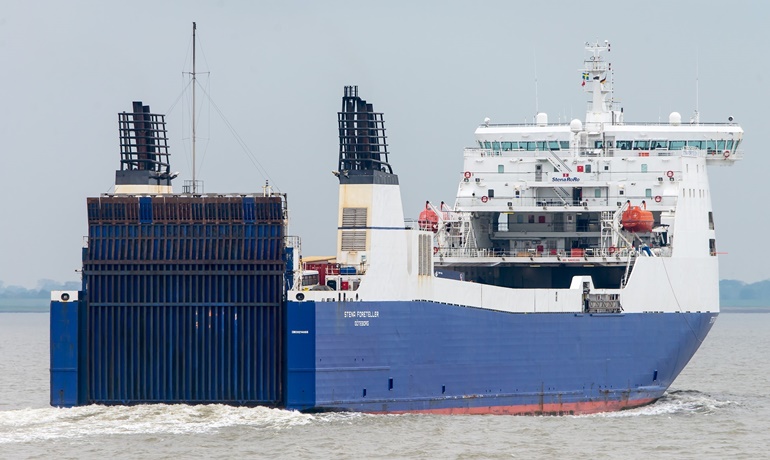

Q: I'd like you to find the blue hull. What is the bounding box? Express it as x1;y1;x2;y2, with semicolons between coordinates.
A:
286;300;716;414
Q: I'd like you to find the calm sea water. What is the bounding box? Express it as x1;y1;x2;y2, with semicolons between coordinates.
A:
1;311;768;459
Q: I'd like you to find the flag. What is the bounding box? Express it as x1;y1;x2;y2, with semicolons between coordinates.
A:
582;72;589;81
600;76;607;84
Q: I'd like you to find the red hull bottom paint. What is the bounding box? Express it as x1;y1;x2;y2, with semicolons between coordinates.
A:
378;398;658;416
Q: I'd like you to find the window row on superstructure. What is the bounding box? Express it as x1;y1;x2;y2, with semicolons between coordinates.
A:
479;141;570;151
613;139;739;151
478;139;740;152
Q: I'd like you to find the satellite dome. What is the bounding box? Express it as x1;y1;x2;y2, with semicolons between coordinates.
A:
669;112;681;125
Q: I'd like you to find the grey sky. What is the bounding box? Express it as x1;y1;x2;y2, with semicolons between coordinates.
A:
0;0;766;287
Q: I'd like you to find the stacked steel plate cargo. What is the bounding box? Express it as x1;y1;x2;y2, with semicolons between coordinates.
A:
285;42;743;414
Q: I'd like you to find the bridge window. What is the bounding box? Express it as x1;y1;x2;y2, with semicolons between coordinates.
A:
595;141;604;148
633;140;650;150
548;141;560;150
669;141;685;150
707;140;717;153
560;141;570;149
520;141;535;151
502;142;514;151
651;140;667;150
492;141;500;151
687;140;704;149
536;141;547;151
617;140;632;150
727;140;734;149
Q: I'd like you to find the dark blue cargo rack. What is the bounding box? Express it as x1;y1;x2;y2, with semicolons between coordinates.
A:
52;194;287;407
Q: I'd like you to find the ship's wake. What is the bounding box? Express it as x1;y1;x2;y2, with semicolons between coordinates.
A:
0;390;740;444
582;389;738;418
0;404;366;444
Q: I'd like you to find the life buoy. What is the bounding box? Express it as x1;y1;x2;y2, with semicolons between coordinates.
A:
464;171;472;179
481;196;489;203
609;246;616;255
654;195;662;203
723;150;731;158
666;170;674;178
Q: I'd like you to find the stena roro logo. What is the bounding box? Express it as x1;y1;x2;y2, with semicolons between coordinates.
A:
552;176;580;182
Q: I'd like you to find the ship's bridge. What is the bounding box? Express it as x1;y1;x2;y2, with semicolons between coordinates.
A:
474;120;743;163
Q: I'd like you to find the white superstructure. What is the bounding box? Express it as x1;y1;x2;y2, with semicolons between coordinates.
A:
291;42;743;316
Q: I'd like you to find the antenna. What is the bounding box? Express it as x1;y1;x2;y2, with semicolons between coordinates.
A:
695;47;700;124
533;49;539;115
192;22;197;192
183;22;204;194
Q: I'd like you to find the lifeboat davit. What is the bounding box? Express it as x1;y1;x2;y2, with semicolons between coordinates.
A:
418;201;439;232
621;201;653;233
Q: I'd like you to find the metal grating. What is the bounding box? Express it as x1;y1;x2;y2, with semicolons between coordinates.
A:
418;234;432;275
118;101;171;175
341;207;367;228
341;231;367;252
337;86;392;174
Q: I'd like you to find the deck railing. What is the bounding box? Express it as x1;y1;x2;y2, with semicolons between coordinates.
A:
434;246;671;260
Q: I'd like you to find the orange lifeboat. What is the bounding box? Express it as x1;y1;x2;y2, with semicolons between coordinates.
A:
621;201;653;233
418;201;439;233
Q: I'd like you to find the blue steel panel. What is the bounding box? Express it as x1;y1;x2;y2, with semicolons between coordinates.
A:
87;304;283;405
243;197;255;222
50;299;83;407
285;300;316;410
285;300;716;413
139;197;152;223
81;196;285;407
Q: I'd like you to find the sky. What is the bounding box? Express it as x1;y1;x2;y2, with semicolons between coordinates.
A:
0;0;768;287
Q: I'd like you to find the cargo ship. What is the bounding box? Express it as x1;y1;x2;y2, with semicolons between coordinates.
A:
284;41;742;414
51;41;742;415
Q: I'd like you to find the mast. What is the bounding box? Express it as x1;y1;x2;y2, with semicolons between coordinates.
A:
192;22;197;193
581;40;621;126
